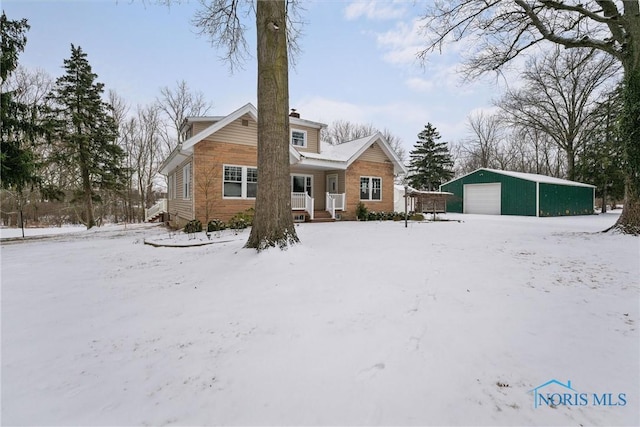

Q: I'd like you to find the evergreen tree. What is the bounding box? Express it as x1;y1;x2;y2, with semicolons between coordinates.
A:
0;13;40;191
408;123;454;191
576;91;626;212
46;45;125;229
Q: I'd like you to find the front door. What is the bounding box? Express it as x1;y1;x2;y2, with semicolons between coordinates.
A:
326;174;338;194
292;174;313;196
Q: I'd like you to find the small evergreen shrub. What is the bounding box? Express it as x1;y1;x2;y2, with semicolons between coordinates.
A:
409;213;425;221
356;202;368;221
183;219;202;233
207;219;226;232
228;208;255;231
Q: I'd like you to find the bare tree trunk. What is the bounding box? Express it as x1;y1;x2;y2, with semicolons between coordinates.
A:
245;0;299;250
614;64;640;234
79;136;95;229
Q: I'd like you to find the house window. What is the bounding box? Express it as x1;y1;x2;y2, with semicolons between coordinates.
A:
183;163;191;199
223;165;258;199
291;129;307;147
291;174;312;196
246;167;258;198
168;173;176;199
360;176;381;201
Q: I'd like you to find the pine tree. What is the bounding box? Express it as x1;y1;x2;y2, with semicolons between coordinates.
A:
576;91;626;212
46;45;125;229
0;13;40;192
408;123;454;191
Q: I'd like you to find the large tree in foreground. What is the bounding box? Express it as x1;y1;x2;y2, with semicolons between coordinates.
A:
47;45;125;229
419;1;640;234
191;0;300;250
246;0;298;249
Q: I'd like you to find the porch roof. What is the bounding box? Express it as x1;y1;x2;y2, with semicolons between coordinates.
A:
294;133;408;175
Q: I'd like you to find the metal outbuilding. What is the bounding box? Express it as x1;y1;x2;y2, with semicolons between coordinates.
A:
440;168;596;217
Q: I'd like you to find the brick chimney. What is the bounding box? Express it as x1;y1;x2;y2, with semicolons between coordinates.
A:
289;108;300;118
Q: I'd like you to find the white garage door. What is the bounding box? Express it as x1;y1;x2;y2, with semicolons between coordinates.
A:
464;183;501;215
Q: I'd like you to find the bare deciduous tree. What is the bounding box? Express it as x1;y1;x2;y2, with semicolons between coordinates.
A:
463;111;502;170
322;120;376;145
498;47;620;180
322;120;406;163
156;79;212;153
419;0;640;234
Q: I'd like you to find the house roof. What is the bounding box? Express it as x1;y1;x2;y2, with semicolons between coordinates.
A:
297;133;408;175
441;168;596;189
159;103;258;175
159;104;407;176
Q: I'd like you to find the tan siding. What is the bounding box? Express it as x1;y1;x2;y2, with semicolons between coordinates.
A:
207;114;257;147
358;142;389;163
291;125;319;154
193;140;258;223
289;167;325;210
193;121;216;135
343;160;395;220
167;157;194;226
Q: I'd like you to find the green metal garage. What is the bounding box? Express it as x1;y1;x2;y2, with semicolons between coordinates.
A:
440;168;595;217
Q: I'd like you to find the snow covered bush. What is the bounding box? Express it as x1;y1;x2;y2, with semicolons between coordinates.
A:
183;219;202;234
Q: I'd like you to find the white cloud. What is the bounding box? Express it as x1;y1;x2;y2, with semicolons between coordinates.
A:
405;77;433;93
374;18;424;66
344;0;407;21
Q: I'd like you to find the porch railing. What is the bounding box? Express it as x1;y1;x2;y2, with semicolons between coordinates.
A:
325;192;345;219
145;198;167;222
291;192;314;220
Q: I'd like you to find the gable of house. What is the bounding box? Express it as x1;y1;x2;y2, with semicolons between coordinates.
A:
160;104;407;225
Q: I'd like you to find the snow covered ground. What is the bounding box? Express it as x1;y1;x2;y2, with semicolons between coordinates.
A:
1;213;638;426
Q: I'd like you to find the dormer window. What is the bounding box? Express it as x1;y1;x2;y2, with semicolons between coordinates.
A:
291;129;307;147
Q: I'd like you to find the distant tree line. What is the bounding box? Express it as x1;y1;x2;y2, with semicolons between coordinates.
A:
449;46;625;210
0;12;212;228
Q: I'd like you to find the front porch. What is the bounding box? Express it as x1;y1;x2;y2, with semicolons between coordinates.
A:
291;192;345;221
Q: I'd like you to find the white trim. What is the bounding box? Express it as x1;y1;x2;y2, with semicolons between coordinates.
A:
182;163;191;200
536;181;540;217
290;128;307;148
360;176;382;201
222;164;258;199
440;168;595;189
182;103;257;152
297;133;407;175
326;173;338;194
291;173;314;197
463;183;501;215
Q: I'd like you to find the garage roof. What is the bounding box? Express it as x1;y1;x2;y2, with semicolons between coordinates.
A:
442;168;596;188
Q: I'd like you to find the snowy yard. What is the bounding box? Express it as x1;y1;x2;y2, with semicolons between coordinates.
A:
1;213;638;426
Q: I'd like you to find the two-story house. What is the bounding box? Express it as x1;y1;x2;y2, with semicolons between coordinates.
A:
157;103;407;227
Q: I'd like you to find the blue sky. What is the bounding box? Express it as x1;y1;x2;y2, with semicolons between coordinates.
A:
4;0;510;157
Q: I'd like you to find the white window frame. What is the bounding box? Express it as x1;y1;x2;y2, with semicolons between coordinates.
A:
168;173;176;199
223;164;258;199
360;176;382;201
290;129;307;148
182;163;191;200
291;174;313;197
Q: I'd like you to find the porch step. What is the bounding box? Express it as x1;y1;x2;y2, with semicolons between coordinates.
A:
291;210;335;223
308;211;335;223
